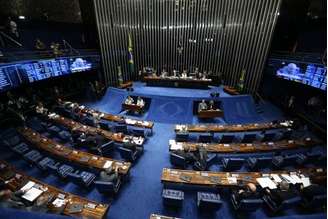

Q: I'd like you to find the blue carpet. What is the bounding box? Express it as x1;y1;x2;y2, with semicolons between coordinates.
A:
0;85;325;219
221;95;264;124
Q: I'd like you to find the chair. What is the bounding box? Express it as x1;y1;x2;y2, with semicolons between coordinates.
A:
197;192;222;210
207;153;217;167
170;152;187;168
4;136;21;147
94;178;121;194
37;157;55;171
198;134;213;143
57;164;74;178
58;130;71;142
82;116;96;127
114;125;128;133
263;192;302;213
47;162;61;176
241;134;257;143
26;117;45;133
272;154;298;168
23;150;43;164
231;193;263;212
247;157;272;170
301;185;326;209
97;141;115;156
305;151;324;164
162;189;184;207
130;128;146;137
12;143;30;155
99;121;111;131
219;134;234;143
47;125;62;137
176;132;189;142
118;146;139;162
222;158;244;171
261;133;276;142
280;129;293;140
67;170;96;188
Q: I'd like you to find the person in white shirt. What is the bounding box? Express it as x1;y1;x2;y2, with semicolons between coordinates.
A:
198;100;208;112
136;96;145;106
181;70;188;78
125;96;134;105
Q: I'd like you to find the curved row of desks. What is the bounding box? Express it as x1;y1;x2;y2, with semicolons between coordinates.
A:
0;160;108;219
168;138;320;153
58;100;154;130
161;168;326;189
47;113;145;146
174;120;294;133
17;127;131;175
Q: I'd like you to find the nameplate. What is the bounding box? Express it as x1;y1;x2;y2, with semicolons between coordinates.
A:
223;144;230;147
86;203;96;209
227;177;237;184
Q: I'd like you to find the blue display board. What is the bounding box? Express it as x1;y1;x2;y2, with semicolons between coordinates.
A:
276;62;327;91
0;56;99;92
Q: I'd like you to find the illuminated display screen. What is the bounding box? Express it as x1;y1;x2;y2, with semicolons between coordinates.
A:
276;62;327;91
0;56;99;92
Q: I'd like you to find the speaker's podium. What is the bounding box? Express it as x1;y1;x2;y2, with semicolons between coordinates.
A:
198;109;224;119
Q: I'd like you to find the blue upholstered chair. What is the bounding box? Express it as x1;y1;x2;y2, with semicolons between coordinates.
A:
241;134;257;143
207;153;217;167
272;154;298;168
57;164;74;178
197;192;222;210
247;157;272;170
130;128;146;137
162;189;184;207
12;143;30;155
97;141;115;156
82;116;96;127
261;133;276;142
198;134;213;143
114;125;128;134
99;121;112;131
263;192;302;213
47;125;62;137
305;151;324;164
231;193;263;212
118;146;139;162
94;178;121;194
279;129;293;140
26;117;45;133
67;170;96;188
47;162;61;176
219;134;234;143
176;132;189;142
37;157;55;171
170;152;187;168
23;150;43;164
58;130;71;142
222;158;244;170
4;135;21;147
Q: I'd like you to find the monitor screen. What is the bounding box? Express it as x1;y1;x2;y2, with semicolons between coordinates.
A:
276;62;327;91
0;56;99;93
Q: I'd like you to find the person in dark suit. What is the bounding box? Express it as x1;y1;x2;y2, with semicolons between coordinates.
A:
265;181;299;206
233;183;262;202
99;166;120;184
194;145;208;170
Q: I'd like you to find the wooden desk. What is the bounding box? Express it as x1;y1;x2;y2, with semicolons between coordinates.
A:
161;168;326;189
143;75;212;89
198;109;224;119
58;100;154;130
47;113;145;146
150;214;182;219
175;120;293;133
223;86;240;95
0;160;109;219
169;138;319;153
17;127;131;175
122;103;145;114
118;81;133;89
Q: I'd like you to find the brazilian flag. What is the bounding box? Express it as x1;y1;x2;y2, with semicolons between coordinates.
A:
128;33;134;74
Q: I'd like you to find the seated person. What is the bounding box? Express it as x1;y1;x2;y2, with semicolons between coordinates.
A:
194;145;208;170
209;100;215;110
181;70;188;78
161;69;168;77
136;96;145;107
265;181;299;206
174;148;197;164
125;96;134;105
197;72;203;79
233;183;262;202
172;70;180;77
99;166;120;184
300;183;325;201
198;100;208;112
123;138;143;153
202;71;208;79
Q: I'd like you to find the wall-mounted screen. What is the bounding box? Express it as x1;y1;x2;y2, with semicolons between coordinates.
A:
0;55;99;93
276;62;327;91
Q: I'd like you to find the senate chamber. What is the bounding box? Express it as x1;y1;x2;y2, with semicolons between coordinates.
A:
0;0;326;219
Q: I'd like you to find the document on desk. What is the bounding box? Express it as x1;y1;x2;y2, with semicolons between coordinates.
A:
103;160;113;169
300;177;311;187
256;177;277;189
280;174;297;184
22;187;43;202
20;181;35;192
270;174;282;183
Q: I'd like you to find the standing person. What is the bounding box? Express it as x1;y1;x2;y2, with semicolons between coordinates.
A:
7;17;19;38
